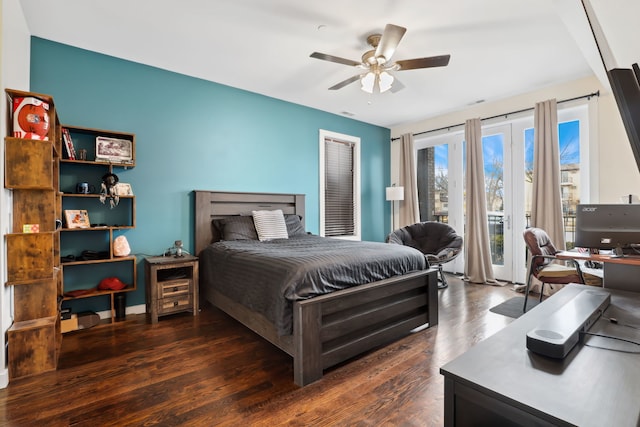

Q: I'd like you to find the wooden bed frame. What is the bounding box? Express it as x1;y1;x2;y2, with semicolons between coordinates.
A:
193;190;438;386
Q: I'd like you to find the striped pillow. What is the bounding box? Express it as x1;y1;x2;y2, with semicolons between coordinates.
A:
252;209;289;241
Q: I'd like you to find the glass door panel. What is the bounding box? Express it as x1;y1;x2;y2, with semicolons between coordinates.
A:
416;132;465;274
417;144;449;222
481;125;512;280
523;119;582;250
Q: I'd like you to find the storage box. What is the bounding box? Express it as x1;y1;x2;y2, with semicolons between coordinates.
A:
61;312;100;333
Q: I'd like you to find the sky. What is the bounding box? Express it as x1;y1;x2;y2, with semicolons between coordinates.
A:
525;120;581;166
432;119;581;173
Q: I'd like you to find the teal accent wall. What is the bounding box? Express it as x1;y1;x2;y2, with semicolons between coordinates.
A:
30;37;391;310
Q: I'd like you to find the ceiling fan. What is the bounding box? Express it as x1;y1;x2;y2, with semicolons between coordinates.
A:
310;24;450;94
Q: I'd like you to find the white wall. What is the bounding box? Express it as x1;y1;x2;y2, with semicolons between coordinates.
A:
1;0;32;389
390;75;640;203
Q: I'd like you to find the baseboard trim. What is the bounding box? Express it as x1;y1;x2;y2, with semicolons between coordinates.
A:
96;304;146;320
0;368;9;389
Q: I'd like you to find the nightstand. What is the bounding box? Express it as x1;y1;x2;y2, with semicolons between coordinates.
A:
145;255;199;323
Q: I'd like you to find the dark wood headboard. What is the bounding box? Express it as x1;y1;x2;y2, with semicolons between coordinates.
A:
193;190;306;255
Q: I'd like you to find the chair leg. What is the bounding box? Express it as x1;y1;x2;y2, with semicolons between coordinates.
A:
438;264;448;289
523;277;531;313
523;259;538;313
523;278;543;313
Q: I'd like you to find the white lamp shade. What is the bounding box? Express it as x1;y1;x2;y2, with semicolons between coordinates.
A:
378;71;394;93
386;186;404;201
360;72;375;94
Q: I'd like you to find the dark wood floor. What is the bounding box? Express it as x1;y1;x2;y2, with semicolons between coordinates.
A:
0;275;518;426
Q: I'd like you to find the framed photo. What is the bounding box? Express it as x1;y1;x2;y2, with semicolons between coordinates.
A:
64;209;91;229
114;182;133;196
95;136;133;164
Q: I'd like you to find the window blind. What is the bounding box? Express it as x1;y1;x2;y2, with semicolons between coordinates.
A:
324;137;355;237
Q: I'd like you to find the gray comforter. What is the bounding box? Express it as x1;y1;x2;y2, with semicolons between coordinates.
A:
200;234;427;335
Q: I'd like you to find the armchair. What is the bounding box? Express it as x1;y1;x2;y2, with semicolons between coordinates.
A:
387;221;463;289
523;227;585;312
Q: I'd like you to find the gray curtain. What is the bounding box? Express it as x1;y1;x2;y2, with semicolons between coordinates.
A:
531;99;565;248
398;133;420;227
464;118;498;284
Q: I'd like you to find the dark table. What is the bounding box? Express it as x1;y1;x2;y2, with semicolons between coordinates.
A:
440;284;640;426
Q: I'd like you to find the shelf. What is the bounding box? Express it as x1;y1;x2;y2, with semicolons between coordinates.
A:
62;286;135;302
61;226;134;232
7;315;58;378
61;196;135;229
60;124;135;166
9;315;57;331
6;233;55;284
62;193;134;198
60;158;135;168
5;138;56;189
11;189;57;233
62;256;136;266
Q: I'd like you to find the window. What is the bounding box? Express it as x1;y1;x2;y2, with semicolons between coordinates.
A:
319;129;361;240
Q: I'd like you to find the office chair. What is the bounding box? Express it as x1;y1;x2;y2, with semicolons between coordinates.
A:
523;227;585;312
387;221;463;289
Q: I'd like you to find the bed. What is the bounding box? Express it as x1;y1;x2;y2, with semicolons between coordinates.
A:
194;190;438;386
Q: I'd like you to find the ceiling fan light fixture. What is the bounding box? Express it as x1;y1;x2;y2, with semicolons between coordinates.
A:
378;71;394;93
360;70;394;94
360;72;376;94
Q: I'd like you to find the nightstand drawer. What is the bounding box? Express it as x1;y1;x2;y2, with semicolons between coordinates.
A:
158;295;192;315
159;279;191;298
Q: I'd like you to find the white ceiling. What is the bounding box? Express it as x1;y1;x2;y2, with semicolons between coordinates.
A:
17;0;636;128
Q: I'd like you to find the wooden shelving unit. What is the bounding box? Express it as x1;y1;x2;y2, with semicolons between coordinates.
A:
4;88;62;379
59;125;136;325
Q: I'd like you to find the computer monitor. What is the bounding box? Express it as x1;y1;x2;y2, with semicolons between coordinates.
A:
575;204;640;254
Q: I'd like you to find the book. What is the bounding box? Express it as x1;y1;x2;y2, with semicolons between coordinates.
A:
62;128;76;160
22;224;40;233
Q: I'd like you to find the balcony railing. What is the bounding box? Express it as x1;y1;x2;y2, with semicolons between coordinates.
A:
432;213;578;264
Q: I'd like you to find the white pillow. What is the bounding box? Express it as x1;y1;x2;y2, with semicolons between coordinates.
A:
252;209;289;241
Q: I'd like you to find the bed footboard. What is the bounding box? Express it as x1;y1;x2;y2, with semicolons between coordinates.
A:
292;268;438;386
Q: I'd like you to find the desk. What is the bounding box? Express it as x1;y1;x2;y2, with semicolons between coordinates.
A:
440;284;640;427
557;251;640;291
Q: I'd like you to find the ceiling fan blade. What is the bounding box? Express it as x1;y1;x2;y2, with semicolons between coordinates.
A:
390;78;405;93
396;55;451;71
328;75;361;90
375;24;407;62
310;52;361;67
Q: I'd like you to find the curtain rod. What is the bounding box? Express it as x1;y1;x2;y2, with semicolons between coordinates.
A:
390;90;600;141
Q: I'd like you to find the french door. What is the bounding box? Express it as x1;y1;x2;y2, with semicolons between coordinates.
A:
414;104;590;283
480;124;517;281
415;124;518;280
415;132;464;275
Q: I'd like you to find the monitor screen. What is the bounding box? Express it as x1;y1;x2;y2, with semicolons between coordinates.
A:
608;64;640;174
575;204;640;252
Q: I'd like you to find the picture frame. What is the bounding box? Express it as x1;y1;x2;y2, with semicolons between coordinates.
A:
64;209;91;229
95;136;133;164
114;182;133;196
